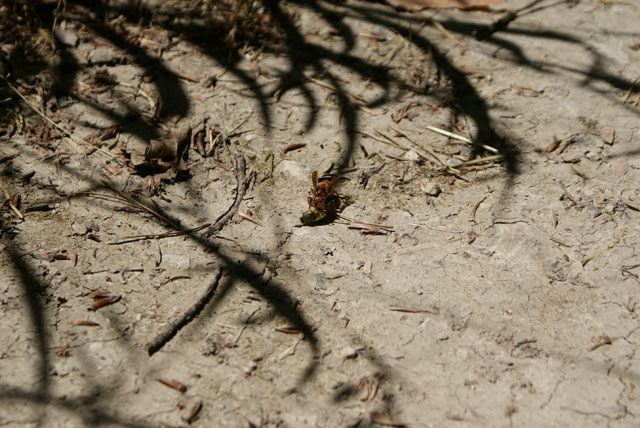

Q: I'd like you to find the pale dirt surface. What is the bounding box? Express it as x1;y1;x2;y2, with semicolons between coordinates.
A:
1;0;640;427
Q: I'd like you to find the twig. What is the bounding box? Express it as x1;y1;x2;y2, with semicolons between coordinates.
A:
204;153;246;237
108;223;211;245
375;127;442;166
453;154;503;167
558;183;578;206
581;228;627;267
228;114;252;137
623;200;640;212
337;214;394;234
358;130;398;147
469;197;486;223
83;187;179;229
146;266;223;355
234;309;258;346
431;19;463;46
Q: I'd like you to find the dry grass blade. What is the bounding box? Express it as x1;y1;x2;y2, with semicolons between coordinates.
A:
238;212;262;226
108;223;210;245
389;124;447;167
83;185;179;229
341;216;394;235
425;124;499;154
453;154;503;167
377;127;468;180
582;228;627;266
390;307;439;314
431;19;463;45
348;223;387;234
347;221;393;235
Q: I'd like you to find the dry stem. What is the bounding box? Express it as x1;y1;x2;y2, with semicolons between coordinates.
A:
204;153;247;237
146;267;223;355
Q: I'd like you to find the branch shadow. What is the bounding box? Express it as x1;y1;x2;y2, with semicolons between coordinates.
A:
2;0;639;424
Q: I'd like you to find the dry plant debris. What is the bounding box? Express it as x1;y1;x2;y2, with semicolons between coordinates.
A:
0;0;639;427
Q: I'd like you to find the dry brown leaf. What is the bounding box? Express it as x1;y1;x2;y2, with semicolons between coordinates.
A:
146;138;180;163
182;400;202;424
158;378;188;392
385;0;501;10
89;293;121;311
545;136;560;152
281;143;306;155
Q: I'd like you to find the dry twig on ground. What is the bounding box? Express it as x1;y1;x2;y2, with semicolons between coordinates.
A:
204;153;247;237
146;267;223;355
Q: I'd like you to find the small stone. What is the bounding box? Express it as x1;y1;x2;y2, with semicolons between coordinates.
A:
585;150;601;162
587;206;602;218
244;362;257;375
600;127;615;145
402;150;420;162
423;182;441;197
163;254;190;269
53;28;78;47
447;158;463;167
341;347;359;360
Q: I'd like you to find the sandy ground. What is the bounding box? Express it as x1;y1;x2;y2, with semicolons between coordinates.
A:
1;0;640;426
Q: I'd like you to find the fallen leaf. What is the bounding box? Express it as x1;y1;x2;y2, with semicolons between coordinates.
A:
89;293;121;311
281;143;306;155
545;136;560;152
182;400;202;424
158;378;188;392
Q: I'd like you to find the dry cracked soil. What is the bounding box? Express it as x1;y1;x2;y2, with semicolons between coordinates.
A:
1;0;640;427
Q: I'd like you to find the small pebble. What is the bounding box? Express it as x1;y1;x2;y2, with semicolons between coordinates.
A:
424;182;441;197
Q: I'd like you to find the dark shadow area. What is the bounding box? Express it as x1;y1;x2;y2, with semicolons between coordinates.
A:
2;0;640;424
0;149;321;423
